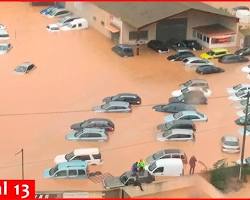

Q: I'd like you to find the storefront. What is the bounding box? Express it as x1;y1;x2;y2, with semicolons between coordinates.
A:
192;24;236;48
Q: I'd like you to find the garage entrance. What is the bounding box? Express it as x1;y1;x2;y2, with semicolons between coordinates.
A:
156;18;187;43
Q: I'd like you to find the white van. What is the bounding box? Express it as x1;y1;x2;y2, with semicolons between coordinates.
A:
60;18;88;31
146;158;184;176
54;148;102;165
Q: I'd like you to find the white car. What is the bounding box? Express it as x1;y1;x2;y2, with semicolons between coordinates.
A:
156;129;194;141
46;24;60;32
60;18;88;31
221;136;240;153
183;57;213;67
228;90;248;101
0;29;9;40
164;111;208;123
227;84;250;94
0;43;12;55
241;64;250;73
171;87;212;97
47;9;72;18
238;126;250;136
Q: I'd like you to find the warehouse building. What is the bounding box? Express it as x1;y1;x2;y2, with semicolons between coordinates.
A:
66;2;239;48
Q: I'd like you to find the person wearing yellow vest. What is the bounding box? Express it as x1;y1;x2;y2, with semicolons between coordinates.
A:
137;159;145;175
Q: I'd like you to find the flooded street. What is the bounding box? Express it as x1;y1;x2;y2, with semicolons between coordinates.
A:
0;2;250;191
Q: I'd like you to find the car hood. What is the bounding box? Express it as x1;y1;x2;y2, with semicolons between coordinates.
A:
54;155;67;164
103;176;124;189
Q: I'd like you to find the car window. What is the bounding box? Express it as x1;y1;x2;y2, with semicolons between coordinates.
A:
93;153;101;159
78;170;86;175
172;154;181;158
154;167;164;173
162;154;171;159
76;155;91;160
168;134;177;139
87;133;101;137
55;170;67;177
78;23;82;27
190;115;199;119
68;170;77;176
180;134;191;138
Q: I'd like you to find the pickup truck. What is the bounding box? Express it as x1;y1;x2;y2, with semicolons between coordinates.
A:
103;170;155;189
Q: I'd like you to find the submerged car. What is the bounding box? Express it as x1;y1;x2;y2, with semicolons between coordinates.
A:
164;111;208;123
70;118;114;131
147;40;169;53
221;136;240;153
103;93;141;105
0;43;12;55
15;62;35;74
103;170;154;189
171;87;212;97
156;129;195;141
93;101;131;113
169;90;208;105
173;40;202;51
152;102;196;113
218;54;249;63
196;65;225;75
167;51;194;61
228;90;248;101
235;47;250;56
112;44;134;57
183;57;213;67
227;84;250;94
157;120;196;132
200;48;229;59
66;128;108;141
44;160;88;179
180;79;209;90
145;149;187;164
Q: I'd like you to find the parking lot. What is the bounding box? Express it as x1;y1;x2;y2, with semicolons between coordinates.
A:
0;2;250;191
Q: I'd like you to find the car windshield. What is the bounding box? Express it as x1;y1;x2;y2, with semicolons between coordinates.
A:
49;165;58;176
233;84;242;90
120;174;128;184
224;140;238;146
173;112;183;119
183;80;192;87
163;130;172;137
206;51;215;56
148;162;157;171
65;151;75;161
152;151;164;160
235;90;246;97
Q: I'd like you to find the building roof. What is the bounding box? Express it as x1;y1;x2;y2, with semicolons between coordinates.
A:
93;2;237;29
193;24;236;36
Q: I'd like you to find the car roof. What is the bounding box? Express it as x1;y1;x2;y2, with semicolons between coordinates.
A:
211;48;228;53
223;135;239;142
106;101;130;106
166;129;194;134
57;160;87;170
73;148;100;155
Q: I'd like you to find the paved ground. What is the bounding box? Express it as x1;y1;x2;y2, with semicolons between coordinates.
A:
0;2;250;192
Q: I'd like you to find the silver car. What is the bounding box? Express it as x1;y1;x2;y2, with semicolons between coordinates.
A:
66;128;108;142
221;136;240;153
93;101;131;113
156;129;194;141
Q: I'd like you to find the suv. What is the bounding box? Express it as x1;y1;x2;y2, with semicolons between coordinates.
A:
103;170;154;189
112;44;134;57
103;93;141;105
145;149;187;164
200;48;229;59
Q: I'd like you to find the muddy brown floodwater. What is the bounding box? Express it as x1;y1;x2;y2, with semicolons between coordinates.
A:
0;2;250;192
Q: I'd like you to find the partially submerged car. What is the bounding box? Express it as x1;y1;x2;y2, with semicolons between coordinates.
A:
171;87;212;97
180;79;209;90
183;57;213;67
93;101;131;113
157;129;195;141
218;54;249;63
164;111;208;123
173;40;202;51
66;128;108;142
0;43;12;55
200;48;229;59
196;65;225;75
221;136;240;153
112;44;134;57
103;170;155;189
157;120;196;132
227;84;250;94
167;51;194;61
103;93;141;105
60;18;88;31
147;40;169;53
14;62;35;74
70;118;114;131
152;102;196;113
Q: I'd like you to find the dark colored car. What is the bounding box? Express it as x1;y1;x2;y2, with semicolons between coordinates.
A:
70;118;114;131
112;44;134;57
173;40;203;51
167;51;195;61
235;115;250;126
147;40;169;53
218;54;249;64
103;93;141;105
157;120;196;131
196;65;225;75
152;102;196;113
235;47;250;56
169;90;207;105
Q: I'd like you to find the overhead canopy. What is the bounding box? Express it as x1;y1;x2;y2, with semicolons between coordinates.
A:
193;24;236;37
94;2;237;29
